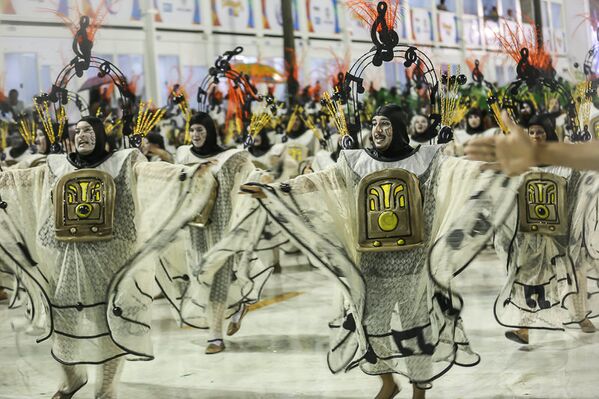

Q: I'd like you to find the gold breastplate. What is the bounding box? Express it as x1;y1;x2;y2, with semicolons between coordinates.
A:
287;145;308;162
54;169;116;242
518;171;567;236
357;169;424;252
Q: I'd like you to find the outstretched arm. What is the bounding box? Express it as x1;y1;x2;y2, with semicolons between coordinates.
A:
465;111;599;175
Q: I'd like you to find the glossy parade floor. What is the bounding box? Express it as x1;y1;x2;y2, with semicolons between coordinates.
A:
1;252;598;399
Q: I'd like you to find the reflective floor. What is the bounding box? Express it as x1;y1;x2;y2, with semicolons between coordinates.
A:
1;252;598;398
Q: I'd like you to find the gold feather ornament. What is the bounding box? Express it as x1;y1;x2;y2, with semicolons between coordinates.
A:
34;100;66;147
573;81;592;131
17;118;36;147
321;90;349;139
134;100;166;137
439;69;468;128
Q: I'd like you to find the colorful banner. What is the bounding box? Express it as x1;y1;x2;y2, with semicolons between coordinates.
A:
212;0;254;30
262;0;298;32
87;0;142;24
1;0;67;16
157;0;201;25
484;20;500;48
306;0;340;35
463;15;481;47
411;8;433;43
437;11;457;46
346;10;370;40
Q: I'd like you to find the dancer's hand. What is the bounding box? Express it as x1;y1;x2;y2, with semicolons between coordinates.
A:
466;111;537;176
496;111;538;175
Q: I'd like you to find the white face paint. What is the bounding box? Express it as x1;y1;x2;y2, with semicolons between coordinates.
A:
190;123;208;148
371;115;393;151
34;128;48;153
74;121;96;156
412;115;428;134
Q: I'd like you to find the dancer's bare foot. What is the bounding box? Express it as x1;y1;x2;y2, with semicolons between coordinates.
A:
375;374;400;399
580;318;597;333
412;384;426;399
505;328;529;344
0;289;8;302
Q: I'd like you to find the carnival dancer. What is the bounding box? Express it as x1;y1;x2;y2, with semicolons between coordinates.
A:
169;112;268;354
0;115;214;399
408;114;436;146
452;108;498;151
208;103;491;399
492;115;596;344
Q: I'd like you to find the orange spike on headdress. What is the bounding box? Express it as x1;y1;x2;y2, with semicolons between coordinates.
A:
43;0;108;42
495;21;553;72
329;49;351;88
345;0;402;32
465;53;489;73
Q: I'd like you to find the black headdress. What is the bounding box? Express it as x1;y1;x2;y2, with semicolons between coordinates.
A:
517;100;536;127
248;130;272;158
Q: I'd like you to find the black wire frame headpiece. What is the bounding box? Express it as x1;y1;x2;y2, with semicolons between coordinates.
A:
35;16;135;151
503;47;588;141
337;2;439;149
196;46;262;116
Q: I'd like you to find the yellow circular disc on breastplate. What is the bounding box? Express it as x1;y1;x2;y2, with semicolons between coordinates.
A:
534;204;550;220
75;203;93;219
378;211;399;232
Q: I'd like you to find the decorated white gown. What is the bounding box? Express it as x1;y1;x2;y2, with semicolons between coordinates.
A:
0;148;214;364
192;144;502;386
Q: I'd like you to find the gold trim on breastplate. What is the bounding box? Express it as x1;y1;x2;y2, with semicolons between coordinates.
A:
357;169;424;252
518;171;567;236
54;169;116;242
